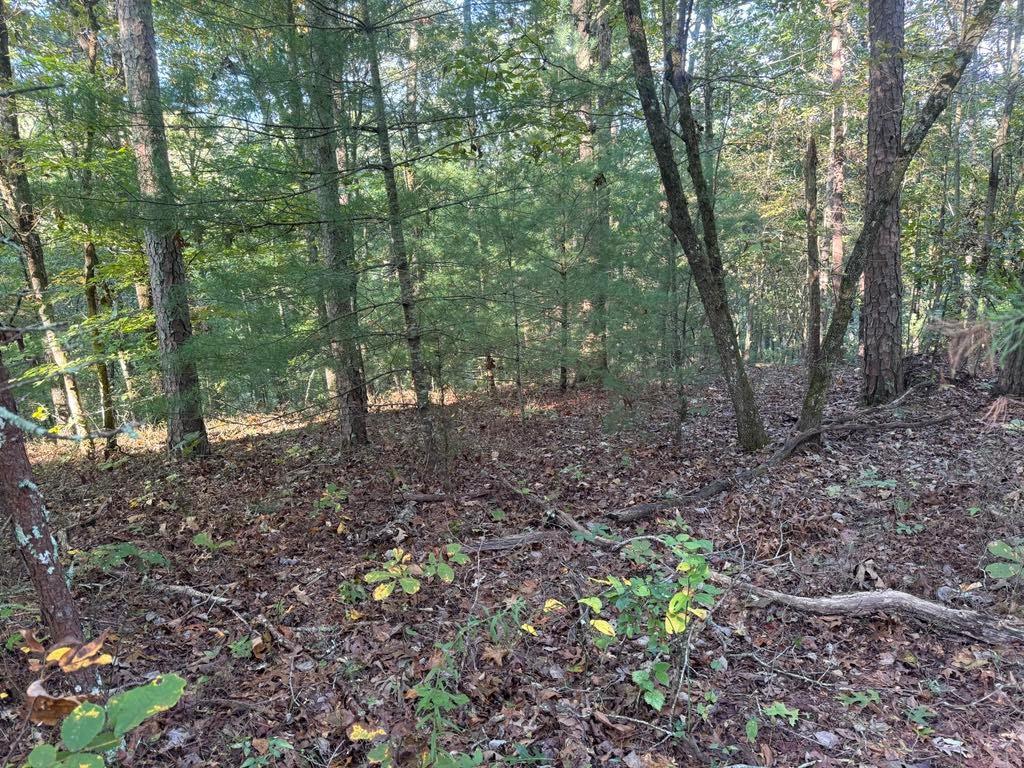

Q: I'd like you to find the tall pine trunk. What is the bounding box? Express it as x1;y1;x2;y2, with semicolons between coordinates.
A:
825;0;847;299
798;0;1002;431
117;0;209;456
361;0;435;460
862;0;906;404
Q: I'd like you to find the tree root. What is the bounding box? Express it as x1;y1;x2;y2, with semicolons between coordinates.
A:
711;572;1024;644
611;412;955;522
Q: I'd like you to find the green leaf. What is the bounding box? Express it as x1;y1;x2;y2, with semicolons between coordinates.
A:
398;577;421;595
85;731;120;752
643;688;665;711
745;717;759;743
61;702;105;752
578;597;602;613
988;540;1017;560
58;754;104;768
106;674;186;737
27;744;59;768
435;562;455;583
985;561;1021;579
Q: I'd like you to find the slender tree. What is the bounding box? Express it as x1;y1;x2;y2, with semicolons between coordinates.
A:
0;0;88;443
116;0;210;455
805;132;821;368
825;0;847;298
622;0;768;450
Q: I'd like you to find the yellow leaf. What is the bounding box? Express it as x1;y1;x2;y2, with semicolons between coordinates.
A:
520;623;538;636
46;646;73;664
336;520;347;534
664;612;688;635
373;582;395;601
346;609;363;621
543;599;566;613
589;619;616;637
688;607;708;620
347;722;386;742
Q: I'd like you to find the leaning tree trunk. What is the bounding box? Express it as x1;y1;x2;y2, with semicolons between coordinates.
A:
306;0;368;446
623;0;768;450
116;0;209;456
0;349;84;649
0;0;88;445
798;0;1004;431
84;245;117;457
862;0;905;405
361;0;435;460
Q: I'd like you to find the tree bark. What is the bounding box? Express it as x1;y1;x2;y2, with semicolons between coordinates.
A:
306;0;369;445
361;0;435;460
798;0;1003;431
862;0;906;405
622;0;768;450
805;132;821;368
0;351;84;650
116;0;210;456
0;0;88;445
84;244;117;457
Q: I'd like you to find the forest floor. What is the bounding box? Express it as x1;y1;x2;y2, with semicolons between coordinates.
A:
3;365;1024;768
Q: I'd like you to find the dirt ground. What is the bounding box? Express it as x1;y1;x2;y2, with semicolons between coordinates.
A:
3;365;1024;767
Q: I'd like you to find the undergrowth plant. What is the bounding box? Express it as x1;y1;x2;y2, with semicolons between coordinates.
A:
364;544;470;601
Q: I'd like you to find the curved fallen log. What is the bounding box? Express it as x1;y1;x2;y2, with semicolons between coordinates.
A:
712;572;1024;644
610;412;955;523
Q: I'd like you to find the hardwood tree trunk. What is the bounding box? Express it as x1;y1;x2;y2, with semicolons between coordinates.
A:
306;0;369;446
806;132;821;368
973;0;1023;315
798;0;1003;431
623;0;768;450
0;351;84;650
0;0;88;445
84;245;118;457
116;0;210;456
862;0;906;405
361;0;435;460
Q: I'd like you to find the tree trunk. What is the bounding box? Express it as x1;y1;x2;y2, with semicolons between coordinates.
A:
973;0;1023;315
805;132;821;368
1000;341;1024;394
84;244;118;457
361;0;435;459
825;0;847;299
116;0;210;456
0;0;88;445
862;0;906;405
306;0;369;445
623;0;767;450
798;0;1003;431
0;351;84;649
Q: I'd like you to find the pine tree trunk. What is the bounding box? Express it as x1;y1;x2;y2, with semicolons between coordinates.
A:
0;0;88;445
0;351;84;648
798;0;1002;431
361;0;435;460
306;0;368;445
862;0;905;405
116;0;210;456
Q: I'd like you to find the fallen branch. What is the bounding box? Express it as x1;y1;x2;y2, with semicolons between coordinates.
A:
464;530;555;552
611;412;955;522
712;572;1024;644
